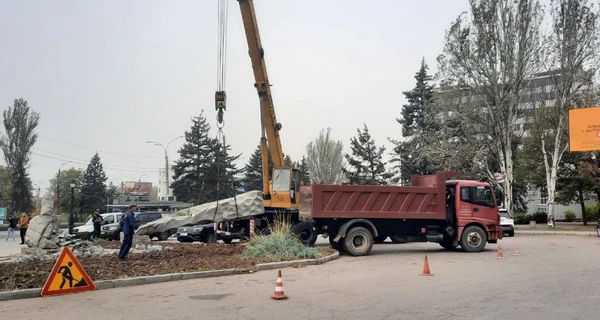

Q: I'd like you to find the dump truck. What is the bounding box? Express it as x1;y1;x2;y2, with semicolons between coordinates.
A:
300;171;503;256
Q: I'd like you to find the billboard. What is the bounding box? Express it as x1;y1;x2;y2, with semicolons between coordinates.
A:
569;106;600;152
123;181;152;196
0;207;6;221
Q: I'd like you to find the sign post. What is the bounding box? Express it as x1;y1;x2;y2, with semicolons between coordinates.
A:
40;246;96;297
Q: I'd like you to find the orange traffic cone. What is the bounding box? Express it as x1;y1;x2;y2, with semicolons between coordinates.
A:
513;244;521;256
496;245;505;259
420;255;433;276
271;270;287;300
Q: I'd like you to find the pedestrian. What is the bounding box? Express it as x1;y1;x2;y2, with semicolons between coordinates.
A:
17;212;29;245
92;210;103;240
111;210;126;241
119;204;139;260
5;215;16;241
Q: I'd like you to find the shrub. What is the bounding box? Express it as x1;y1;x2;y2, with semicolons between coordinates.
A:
564;210;576;222
532;212;547;223
242;214;323;261
513;213;531;225
585;202;599;221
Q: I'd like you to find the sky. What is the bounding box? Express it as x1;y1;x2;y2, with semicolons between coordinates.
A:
0;0;472;194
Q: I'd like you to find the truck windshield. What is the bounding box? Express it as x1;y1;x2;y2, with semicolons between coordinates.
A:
273;168;291;192
460;185;495;207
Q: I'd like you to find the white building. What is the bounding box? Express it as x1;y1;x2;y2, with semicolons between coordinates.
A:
158;165;175;201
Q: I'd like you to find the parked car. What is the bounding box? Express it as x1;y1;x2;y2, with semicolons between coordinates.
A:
72;212;123;240
176;223;217;243
500;208;515;237
101;211;166;241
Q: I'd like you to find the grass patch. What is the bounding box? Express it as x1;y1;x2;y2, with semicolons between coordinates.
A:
515;225;597;232
242;214;324;262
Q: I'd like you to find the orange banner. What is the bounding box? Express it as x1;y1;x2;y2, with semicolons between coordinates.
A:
568;106;600;152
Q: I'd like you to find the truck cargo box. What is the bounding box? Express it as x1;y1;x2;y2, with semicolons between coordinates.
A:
310;172;458;221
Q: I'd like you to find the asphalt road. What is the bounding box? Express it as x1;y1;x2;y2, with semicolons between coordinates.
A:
2;234;599;319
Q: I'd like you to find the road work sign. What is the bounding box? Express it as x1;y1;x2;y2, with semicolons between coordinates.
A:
41;246;96;297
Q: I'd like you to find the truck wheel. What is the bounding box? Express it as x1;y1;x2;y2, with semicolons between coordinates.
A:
439;241;458;250
329;236;342;251
460;225;487;252
157;231;170;241
390;235;406;244
374;236;387;244
343;226;374;256
292;222;317;246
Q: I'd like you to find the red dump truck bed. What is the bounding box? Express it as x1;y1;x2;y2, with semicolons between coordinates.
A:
310;172;457;221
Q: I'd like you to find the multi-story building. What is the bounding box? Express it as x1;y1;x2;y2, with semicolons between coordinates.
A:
432;70;596;218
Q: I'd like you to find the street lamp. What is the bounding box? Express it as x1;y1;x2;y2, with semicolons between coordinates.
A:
69;180;76;234
56;161;70;215
146;135;183;197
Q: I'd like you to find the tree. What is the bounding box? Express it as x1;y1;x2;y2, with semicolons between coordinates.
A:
305;127;346;184
390;58;436;185
0;165;11;209
0;98;40;215
242;144;274;192
284;155;293;167
80;152;108;215
434;0;544;212
49;168;83;217
171;111;242;205
343;123;392;185
533;0;600;221
298;155;311;185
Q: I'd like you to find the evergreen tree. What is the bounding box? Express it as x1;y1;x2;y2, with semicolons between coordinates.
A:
343;123;392;185
242;144;274;192
171;111;216;205
206;142;243;202
298;155;311;185
0;98;39;214
389;58;436;185
80;152;108;214
171;111;242;204
284;155;293;166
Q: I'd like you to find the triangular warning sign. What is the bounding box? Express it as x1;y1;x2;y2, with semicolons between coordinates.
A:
41;246;96;297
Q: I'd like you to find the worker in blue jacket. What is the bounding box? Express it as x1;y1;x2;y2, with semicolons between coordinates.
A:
119;204;139;260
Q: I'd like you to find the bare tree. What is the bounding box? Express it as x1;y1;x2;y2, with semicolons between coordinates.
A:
305;127;346;184
435;0;544;212
535;0;600;222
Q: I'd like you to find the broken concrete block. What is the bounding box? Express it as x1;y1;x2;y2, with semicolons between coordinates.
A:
135;190;264;236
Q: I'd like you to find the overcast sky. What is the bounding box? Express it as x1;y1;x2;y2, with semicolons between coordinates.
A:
0;0;472;193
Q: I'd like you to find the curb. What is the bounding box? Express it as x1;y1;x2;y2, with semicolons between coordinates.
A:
0;251;340;301
517;231;597;237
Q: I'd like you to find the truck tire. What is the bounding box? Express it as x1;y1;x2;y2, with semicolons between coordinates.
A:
292;222;318;246
343;226;374;256
390;235;406;244
460;225;487;252
374;236;387;244
329;236;343;251
439;241;458;250
157;231;170;241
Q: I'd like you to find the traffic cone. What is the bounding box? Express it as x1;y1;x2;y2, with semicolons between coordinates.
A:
513;244;522;256
496;245;505;259
271;270;287;300
420;255;433;276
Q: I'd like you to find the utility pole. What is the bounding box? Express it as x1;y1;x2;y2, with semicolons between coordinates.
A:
146;136;183;198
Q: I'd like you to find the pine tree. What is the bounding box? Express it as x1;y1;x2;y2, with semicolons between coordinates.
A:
284;155;293;166
389;58;436;185
242;144;273;192
206;141;243;202
171;111;217;205
80;153;108;214
343;123;391;185
298;155;311;185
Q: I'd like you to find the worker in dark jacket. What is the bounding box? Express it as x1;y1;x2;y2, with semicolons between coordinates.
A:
119;204;139;260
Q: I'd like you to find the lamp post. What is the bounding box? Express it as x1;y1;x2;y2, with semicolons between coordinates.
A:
69;180;76;234
146;136;183;197
56;161;70;215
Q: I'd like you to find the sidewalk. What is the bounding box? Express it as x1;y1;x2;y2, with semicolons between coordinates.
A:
517;230;597;237
0;232;25;259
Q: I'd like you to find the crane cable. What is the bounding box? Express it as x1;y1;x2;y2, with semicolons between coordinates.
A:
212;0;239;233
